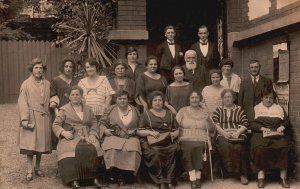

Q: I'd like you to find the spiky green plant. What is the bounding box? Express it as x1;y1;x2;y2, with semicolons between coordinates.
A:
52;0;117;68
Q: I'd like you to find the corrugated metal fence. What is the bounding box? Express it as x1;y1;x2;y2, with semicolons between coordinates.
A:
0;40;70;103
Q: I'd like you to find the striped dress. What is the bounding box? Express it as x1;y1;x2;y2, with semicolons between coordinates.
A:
212;104;249;175
78;76;115;116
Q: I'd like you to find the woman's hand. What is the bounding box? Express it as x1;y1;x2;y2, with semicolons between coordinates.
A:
277;126;285;133
21;120;29;128
61;131;74;140
88;134;97;143
231;132;240;139
150;131;160;138
104;129;114;136
222;131;232;139
261;127;271;133
49;102;57;109
170;130;179;140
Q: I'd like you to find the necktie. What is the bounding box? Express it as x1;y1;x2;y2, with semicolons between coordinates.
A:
253;76;258;88
168;42;175;45
200;42;207;45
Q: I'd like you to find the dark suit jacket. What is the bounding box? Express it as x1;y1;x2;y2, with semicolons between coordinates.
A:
190;41;220;70
156;41;182;71
238;75;273;122
183;64;211;94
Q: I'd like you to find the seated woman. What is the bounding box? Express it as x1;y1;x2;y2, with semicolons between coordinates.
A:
53;86;103;188
212;89;249;185
100;90;141;186
176;90;214;189
137;91;179;189
250;88;290;188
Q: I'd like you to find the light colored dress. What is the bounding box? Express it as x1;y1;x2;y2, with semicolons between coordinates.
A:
78;76;115;116
18;75;51;154
220;73;241;93
202;85;225;114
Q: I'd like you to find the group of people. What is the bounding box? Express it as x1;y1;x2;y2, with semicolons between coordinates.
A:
17;25;291;189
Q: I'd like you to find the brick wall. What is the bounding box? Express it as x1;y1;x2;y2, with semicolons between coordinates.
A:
117;0;146;30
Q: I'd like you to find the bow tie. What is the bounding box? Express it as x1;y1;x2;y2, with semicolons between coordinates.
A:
200;42;207;45
168;42;175;45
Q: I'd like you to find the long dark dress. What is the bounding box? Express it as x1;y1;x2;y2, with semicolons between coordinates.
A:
165;83;193;112
136;73;167;104
250;103;289;172
139;110;178;185
108;77;135;105
53;103;104;184
50;76;78;149
125;62;146;81
212;105;249;175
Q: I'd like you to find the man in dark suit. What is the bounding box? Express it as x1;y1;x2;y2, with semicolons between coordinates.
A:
182;50;210;94
238;60;273;122
190;25;220;71
156;25;183;83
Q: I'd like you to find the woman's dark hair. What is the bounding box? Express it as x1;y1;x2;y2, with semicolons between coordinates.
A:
67;85;83;96
219;58;234;68
261;87;277;99
221;89;237;101
83;57;101;72
27;58;47;72
112;59;128;71
209;68;223;80
115;90;129;99
147;90;165;108
145;55;159;67
125;46;139;59
188;90;203;102
58;56;77;74
171;65;185;80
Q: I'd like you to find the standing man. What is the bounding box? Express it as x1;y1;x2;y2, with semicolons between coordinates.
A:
182;50;210;94
190;25;220;71
156;25;183;83
238;60;273;122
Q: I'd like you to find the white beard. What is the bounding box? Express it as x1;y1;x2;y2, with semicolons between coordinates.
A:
186;61;197;71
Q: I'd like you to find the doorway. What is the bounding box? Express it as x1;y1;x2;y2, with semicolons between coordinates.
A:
146;0;226;56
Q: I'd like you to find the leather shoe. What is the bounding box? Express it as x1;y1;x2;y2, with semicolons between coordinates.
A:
166;183;175;189
71;180;80;189
190;181;197;189
257;179;264;188
94;178;103;188
280;178;290;188
34;169;45;177
240;175;249;185
196;179;201;188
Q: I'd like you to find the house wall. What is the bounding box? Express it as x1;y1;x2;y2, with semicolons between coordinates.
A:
227;0;300;177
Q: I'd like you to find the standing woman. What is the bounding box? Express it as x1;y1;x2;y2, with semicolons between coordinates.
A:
165;65;193;115
18;58;51;181
50;56;78;149
176;91;215;189
202;69;225;114
136;56;168;111
78;58;115;120
125;46;146;81
109;60;135;105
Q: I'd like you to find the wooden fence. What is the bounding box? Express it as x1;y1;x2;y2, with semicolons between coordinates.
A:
0;40;70;103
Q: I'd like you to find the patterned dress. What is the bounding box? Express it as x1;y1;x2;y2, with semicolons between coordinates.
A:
212;105;249;175
78;76;115;116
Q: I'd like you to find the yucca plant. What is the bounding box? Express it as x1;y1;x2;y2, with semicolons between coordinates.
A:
52;0;117;68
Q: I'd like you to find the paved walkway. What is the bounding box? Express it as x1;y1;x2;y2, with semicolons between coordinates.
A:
0;103;299;189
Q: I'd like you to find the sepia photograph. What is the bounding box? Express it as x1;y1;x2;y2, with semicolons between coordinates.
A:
0;0;300;188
